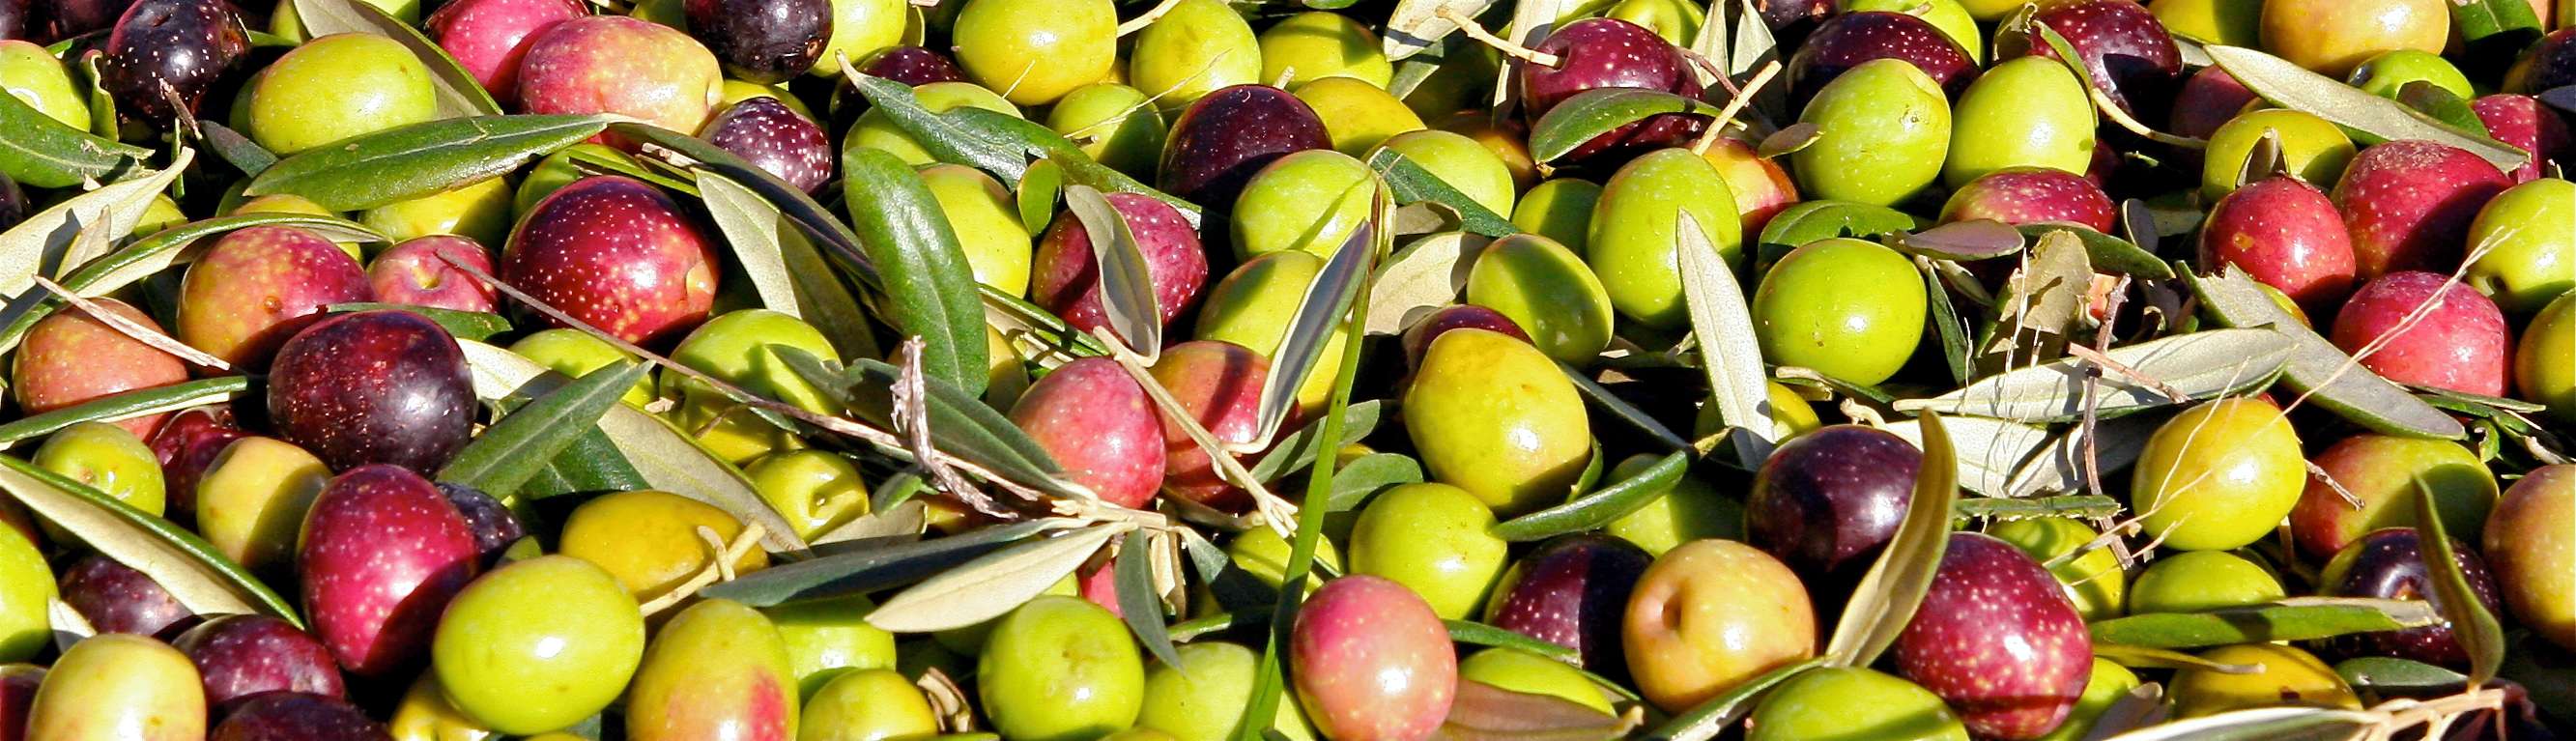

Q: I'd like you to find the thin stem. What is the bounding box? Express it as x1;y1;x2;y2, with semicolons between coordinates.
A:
1691;59;1781;156
1439;6;1562;67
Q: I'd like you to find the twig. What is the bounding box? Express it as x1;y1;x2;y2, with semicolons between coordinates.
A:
1096;328;1302;542
2306;460;2365;510
891;337;1000;516
637;522;765;614
1691;60;1781;156
1114;0;1186;37
29;276;230;372
917;667;975;732
1438;6;1562;67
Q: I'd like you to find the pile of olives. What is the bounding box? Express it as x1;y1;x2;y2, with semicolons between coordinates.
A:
0;0;2567;738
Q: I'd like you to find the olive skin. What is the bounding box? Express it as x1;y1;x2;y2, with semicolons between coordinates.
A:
2168;66;2260;140
1195;251;1349;415
1377;129;1516;216
2347;49;2471;100
1944;56;2094;188
1350;482;1508;620
1752;238;1926;385
2330;271;2513;398
685;0;828;83
2261;0;2447;76
1938;167;2116;233
1231;149;1373;261
2131;397;2305;552
1403;328;1593;517
918;164;1029;296
2319;527;2505;668
2505;27;2576;94
2037;659;2140;741
2461;179;2574;314
34;422;165;538
1126;0;1255;112
439;483;525;568
660;309;840;462
1143;341;1267;511
801;668;937;741
2171;643;2358;717
2485;466;2574;650
0;666;39;741
12;298;188;442
99;0;249;128
386;674;500;741
509;328;655;408
0;526;47;663
1745;424;1922;598
299;465;479;676
424;0;587;107
1588;148;1743;328
58;556;188;637
2148;0;2261;45
701;98;833;193
0;40;90;130
267;310;475;472
247;33;438;155
805;0;902;77
1989;517;2126;621
1291;576;1455;741
558;490;767;601
2023;0;2183;118
1512;179;1604;253
1030;191;1210;344
1748;668;1967;741
853;44;961;85
1137;641;1314;741
1159;84;1332;211
1785;11;1977;107
1459;647;1615;713
209;693;390;741
369;236;500;313
1007;357;1165;510
745;450;867;543
1625;539;1818;713
27;634;206;741
501;175;721;346
2522;294;2576;423
1895;533;2093;741
2127;550;2284;613
2199;176;2359;311
432;556;643;734
1517;17;1692;123
1298;75;1423;157
1697;138;1801;243
516;15;723;145
2472;94;2573;185
2200;109;2355;201
2331;140;2513;280
2290;435;2497;563
1482;533;1651;676
1259;11;1389;89
1045;82;1162;178
1792;58;1950;207
172;614;344;710
1399;305;1532;372
626;599;798;741
1467;234;1616;365
950;0;1110;105
177;225;374;369
980;595;1144;741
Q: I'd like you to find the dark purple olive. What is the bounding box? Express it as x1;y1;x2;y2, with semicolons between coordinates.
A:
35;0;135;41
683;0;827;84
1786;11;1978;107
59;555;192;637
172;615;347;710
1159;84;1331;210
1744;424;1922;601
436;481;526;567
0;174;23;234
266;309;474;472
1895;532;2092;741
98;0;248;128
2506;28;2576;94
1518;17;1694;123
211;692;391;741
1483;534;1651;677
0;0;26;41
2022;0;2182;120
701;97;833;193
1756;0;1835;44
2320;527;2506;669
859;44;963;85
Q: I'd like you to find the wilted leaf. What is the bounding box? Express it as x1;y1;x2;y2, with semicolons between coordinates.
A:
1901;329;2294;422
1894;219;2024;261
0;149;190;301
869;524;1125;633
1821;413;1958;668
1980;230;2092;368
1950;495;2124;523
2015;223;2172;278
1383;0;1500;60
1676;211;1772;469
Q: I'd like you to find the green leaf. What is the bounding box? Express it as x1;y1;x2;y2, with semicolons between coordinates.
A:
76;52;117;140
2082;707;2375;741
1677;210;1774;469
1115;531;1185;671
1892;219;2024;261
247;115;608;210
289;0;503;117
1923;259;1973;385
1950;495;2124;523
840;146;990;396
2447;0;2543;43
1366;148;1517;238
2395;81;2488;134
2013;223;2173;278
0;79;148;188
2092;643;2263;673
1245;400;1384;483
325;302;510;342
984;283;1112;357
0;213;383;361
1325;453;1426;512
779;350;1085;499
1821;412;1958;668
439;359;649;496
1064;185;1162;353
2334;656;2468;693
1527;88;1721;163
2087;598;2446;648
1493;451;1689;542
869;524;1124;632
516;428;652;499
195;121;278;178
2411;484;2504;686
945;109;1200;226
0;149;190;302
1757;200;1919;250
0;377;249;448
1898;329;2295;422
0;456;301;625
1364;232;1485;335
841;73;1032;182
1442;619;1582;662
2185;266;2464;439
2208;44;2526;171
1251;195;1378;447
1016;158;1063;238
701;519;1079;606
1641;658;1823;741
1559;363;1693;452
692;171;878;359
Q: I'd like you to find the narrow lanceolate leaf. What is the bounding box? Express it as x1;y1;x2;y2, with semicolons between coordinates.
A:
2087;598;2446;648
782;350;1088;500
1015;158;1063;238
1676;211;1773;470
1881;415;2054;499
1065;185;1161;356
1560;365;1692;452
1822;412;1958;669
0;456;299;624
2396;82;2487;134
2092;707;2376;741
1438;678;1631;741
1893;219;2024;261
2336;657;2468;692
1757;200;1919;249
1899;329;2295;422
1443;620;1582;663
2447;0;2543;44
1365;232;1487;334
2093;643;2262;673
0;213;380;362
1493;451;1689;542
842;147;990;396
1528;88;1724;163
944;108;1202;226
698;171;810;317
705;518;1077;604
195;121;276;177
1642;658;1825;741
1251;194;1378;448
2005;414;2157;499
247;115;608;210
1245;400;1384;483
289;0;502;117
0;377;249;448
2412;486;2504;686
1923;258;1973;385
0;83;148;188
439;359;649;496
326;303;511;342
0;148;190;299
1950;495;2124;523
1368;149;1517;238
868;523;1127;633
2186;266;2463;439
1325;452;1425;512
1382;0;1497;60
841;72;1031;182
457;340;805;552
2207;44;2527;171
1116;531;1185;671
2016;224;2172;278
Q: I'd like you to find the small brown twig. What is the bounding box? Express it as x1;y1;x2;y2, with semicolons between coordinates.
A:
1691;60;1781;156
1114;0;1186;36
891;337;995;516
2306;460;2365;510
638;522;765;614
1438;6;1562;67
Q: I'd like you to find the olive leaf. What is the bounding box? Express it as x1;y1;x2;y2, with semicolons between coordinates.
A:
326;302;511;342
1560;365;1693;452
1016;158;1062;238
841;147;990;396
1881;415;2055;499
516;428;651;499
1442;620;1582;663
779;349;1089;500
1979;230;2092;370
289;0;503;118
1642;658;1824;741
2092;643;2263;673
1064;185;1161;356
456;340;805;552
2411;484;2504;686
1724;0;1783;120
843;72;1201;227
2184;266;2464;439
1892;219;2024;261
1757;200;1919;251
2012;224;2173;279
0;80;148;188
0;377;248;448
2207;44;2525;170
1367;148;1517;238
1527;88;1724;163
1900;328;2295;422
1950;495;2123;523
1492;450;1689;542
701;519;1082;606
1115;530;1185;671
1677;210;1774;470
867;523;1127;633
1439;678;1632;740
2336;657;2469;693
1923;258;1974;385
247;115;608;210
694;171;877;359
0;455;300;625
1248;189;1380;450
2394;81;2488;135
0;147;190;300
1491;0;1575;109
2003;414;2157;499
439;360;650;498
1821;412;1957;669
195;121;276;178
1756;122;1821;157
0;213;381;361
2088;597;2446;648
1382;0;1500;60
949;108;1202;227
74;52;118;140
2447;0;2543;45
1245;400;1384;484
2085;706;2376;741
1325;453;1426;512
1364;231;1487;335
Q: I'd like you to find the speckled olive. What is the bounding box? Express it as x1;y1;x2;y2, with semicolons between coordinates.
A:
176;225;373;368
2260;0;2447;76
27;634;205;741
1894;532;2093;740
171;614;343;708
2199;176;2359;310
516;15;724;144
2199;109;2356;201
1030;191;1210;344
1784;11;1977;107
2463;179;2575;313
368;235;499;314
2332;140;2513;280
501;175;721;346
1588;148;1743;328
685;0;828;83
2021;0;2183;118
626;599;798;741
12;298;188;441
2485;466;2574;650
2330;271;2513;397
1792;58;1950;207
1404;328;1593;517
702;97;834;193
1989;517;2126;621
1144;341;1267;511
247;33;437;155
298;465;479;676
949;0;1111;105
1291;576;1454;741
1008;356;1166;510
59;556;189;637
99;0;249;128
1258;12;1389;89
2318;527;2505;667
267;309;475;472
1752;238;1926;385
2131;397;2304;552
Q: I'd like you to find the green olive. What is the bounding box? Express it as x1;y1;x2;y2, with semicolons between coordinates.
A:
2131;397;2305;552
1988;517;2126;621
978;595;1146;741
1295;76;1426;156
1258;12;1391;89
810;0;909;77
2126;550;2285;613
800;669;938;741
1374;129;1515;216
1195;250;1349;414
0;525;51;663
951;0;1115;105
2200;109;2355;200
1791;58;1951;207
247;34;438;155
1458;647;1613;713
1350;482;1509;619
919;164;1033;297
2170;643;2359;717
363;177;514;247
1127;0;1260;112
1511;179;1604;254
1231;149;1374;261
1466;233;1616;364
432;556;644;735
508;328;657;408
766;594;898;699
846;81;1020;165
34;422;165;525
1943;56;2094;188
1589;148;1743;328
1751;238;1926;385
0;41;90;128
1403;328;1594;517
1046;83;1166;179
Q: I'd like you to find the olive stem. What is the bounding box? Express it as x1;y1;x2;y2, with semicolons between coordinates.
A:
2093;86;2207;149
1689;59;1781;156
1438;6;1561;68
27;276;229;372
1115;0;1186;37
636;523;765;615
